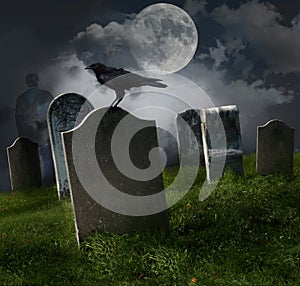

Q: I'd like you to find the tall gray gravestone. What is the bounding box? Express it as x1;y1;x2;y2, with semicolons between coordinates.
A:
62;107;169;244
200;105;244;182
7;137;42;190
176;109;205;166
48;93;93;199
256;120;294;175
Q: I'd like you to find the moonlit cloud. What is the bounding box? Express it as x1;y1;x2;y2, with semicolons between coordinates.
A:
182;61;292;111
41;54;97;97
213;1;300;74
71;20;137;69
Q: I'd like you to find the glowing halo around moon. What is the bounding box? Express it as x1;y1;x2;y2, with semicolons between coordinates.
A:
130;3;198;74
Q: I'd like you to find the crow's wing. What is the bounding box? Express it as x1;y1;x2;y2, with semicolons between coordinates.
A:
99;67;130;84
120;72;167;88
101;68;167;98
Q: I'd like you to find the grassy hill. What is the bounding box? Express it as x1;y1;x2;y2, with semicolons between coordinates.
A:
1;153;300;285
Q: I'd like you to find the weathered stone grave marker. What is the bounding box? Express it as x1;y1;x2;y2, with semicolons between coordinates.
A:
62;107;169;244
200;105;244;182
256;120;294;175
48;93;93;198
7;137;42;190
176;109;205;166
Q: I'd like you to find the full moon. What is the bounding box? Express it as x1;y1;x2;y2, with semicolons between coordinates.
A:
130;3;198;74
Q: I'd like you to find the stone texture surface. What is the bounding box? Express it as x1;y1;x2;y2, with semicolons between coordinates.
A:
48;93;93;198
7;137;42;190
200;105;244;182
62;107;169;244
256;119;294;175
176;109;205;166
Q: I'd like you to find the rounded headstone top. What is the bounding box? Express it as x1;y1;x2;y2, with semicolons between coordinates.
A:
258;119;294;131
8;137;38;150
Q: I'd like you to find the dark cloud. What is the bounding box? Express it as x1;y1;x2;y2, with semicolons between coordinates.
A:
212;1;300;74
183;0;207;16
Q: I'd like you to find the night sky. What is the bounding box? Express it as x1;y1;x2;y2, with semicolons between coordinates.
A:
0;0;300;190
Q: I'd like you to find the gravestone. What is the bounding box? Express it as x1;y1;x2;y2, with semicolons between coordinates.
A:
256;120;294;175
176;109;205;166
200;105;244;182
62;107;169;244
7;137;42;190
48;93;93;199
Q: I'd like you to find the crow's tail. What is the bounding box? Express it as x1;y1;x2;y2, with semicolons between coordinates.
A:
148;80;167;89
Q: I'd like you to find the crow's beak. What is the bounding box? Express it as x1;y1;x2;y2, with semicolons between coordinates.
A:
85;66;92;70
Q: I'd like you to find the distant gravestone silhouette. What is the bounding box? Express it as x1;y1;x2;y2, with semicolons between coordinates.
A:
176;109;205;166
256;120;294;175
62;107;169;244
48;93;93;199
7;137;42;190
201;105;244;182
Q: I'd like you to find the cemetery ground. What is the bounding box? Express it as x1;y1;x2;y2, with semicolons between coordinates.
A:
1;153;300;285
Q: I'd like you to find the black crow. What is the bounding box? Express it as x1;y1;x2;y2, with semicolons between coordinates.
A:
85;63;167;107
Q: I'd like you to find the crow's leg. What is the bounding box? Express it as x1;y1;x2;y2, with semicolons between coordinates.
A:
110;98;118;108
112;90;125;108
113;97;124;107
108;97;122;114
107;99;117;115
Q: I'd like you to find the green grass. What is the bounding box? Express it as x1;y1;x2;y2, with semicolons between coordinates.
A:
1;153;300;285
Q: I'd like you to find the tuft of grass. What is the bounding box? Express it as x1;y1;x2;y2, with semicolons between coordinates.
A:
0;153;300;285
